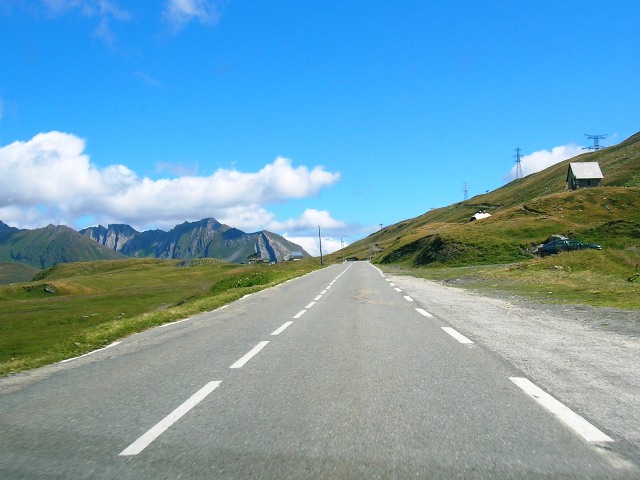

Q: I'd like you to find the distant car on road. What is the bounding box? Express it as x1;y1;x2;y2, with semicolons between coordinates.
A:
535;239;601;256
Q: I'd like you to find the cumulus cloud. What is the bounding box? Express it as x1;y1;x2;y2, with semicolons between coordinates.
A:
163;0;220;32
505;144;584;181
283;235;346;257
268;209;348;234
0;131;340;232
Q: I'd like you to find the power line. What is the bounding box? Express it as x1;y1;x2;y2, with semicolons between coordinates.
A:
583;134;607;151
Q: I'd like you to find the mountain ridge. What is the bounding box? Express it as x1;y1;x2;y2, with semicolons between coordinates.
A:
0;218;309;273
79;218;308;264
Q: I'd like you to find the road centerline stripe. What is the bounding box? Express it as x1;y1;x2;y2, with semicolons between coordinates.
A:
415;308;433;318
119;381;221;456
403;295;414;302
394;287;402;293
271;321;293;336
314;295;322;301
441;327;473;344
293;309;307;319
510;377;614;443
230;341;269;369
305;301;316;309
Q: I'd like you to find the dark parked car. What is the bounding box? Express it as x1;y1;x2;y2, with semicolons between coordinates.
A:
536;239;601;256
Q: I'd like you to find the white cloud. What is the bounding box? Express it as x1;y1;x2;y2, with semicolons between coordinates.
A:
283;235;346;257
268;209;348;234
505;144;584;181
163;0;220;32
0;132;341;232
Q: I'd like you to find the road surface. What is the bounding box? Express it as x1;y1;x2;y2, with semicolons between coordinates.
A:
1;261;638;478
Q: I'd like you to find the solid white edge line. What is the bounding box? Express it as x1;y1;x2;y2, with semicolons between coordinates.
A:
60;341;121;363
403;295;414;302
230;341;269;369
415;308;434;318
271;321;293;336
305;301;316;309
441;327;473;344
293;309;307;319
159;318;189;328
509;377;614;443
119;381;221;456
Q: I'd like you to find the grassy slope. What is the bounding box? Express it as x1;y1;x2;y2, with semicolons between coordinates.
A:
327;132;640;310
336;131;640;263
0;262;40;284
0;225;127;268
0;258;321;376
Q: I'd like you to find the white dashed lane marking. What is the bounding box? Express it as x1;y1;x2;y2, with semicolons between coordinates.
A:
230;341;270;369
119;381;222;456
271;321;293;336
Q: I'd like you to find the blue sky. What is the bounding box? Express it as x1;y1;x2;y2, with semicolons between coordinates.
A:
1;1;639;255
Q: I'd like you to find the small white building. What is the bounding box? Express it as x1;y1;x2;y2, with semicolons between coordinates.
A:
566;162;604;190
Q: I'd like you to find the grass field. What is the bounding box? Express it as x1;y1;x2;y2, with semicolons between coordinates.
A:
0;258;321;376
384;248;640;310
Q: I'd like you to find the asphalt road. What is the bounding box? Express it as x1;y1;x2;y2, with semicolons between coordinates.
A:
1;261;637;478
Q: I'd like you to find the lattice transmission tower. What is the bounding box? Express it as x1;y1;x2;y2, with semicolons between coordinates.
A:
463;181;469;200
583;134;607;151
514;147;524;179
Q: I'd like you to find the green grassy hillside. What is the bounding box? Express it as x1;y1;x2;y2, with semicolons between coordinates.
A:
0;258;321;376
0;224;127;268
328;132;640;310
333;131;640;265
0;262;40;284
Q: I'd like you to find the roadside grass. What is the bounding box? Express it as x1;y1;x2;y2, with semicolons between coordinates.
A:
0;258;320;376
383;249;640;310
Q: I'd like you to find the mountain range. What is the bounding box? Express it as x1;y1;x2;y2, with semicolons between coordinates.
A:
0;218;309;271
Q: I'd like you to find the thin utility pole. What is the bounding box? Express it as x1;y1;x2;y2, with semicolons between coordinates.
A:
318;225;323;266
